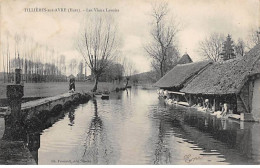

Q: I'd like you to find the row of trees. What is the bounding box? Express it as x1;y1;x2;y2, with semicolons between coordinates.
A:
98;57;135;86
198;28;260;62
145;2;260;81
0;32;93;83
1;33;69;83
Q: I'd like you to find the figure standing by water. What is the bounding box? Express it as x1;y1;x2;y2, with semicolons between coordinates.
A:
69;77;76;92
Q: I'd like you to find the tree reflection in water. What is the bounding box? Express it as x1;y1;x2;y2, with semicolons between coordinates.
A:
82;99;112;164
153;120;171;164
68;110;75;126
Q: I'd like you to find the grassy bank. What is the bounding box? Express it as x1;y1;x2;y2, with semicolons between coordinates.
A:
0;81;125;99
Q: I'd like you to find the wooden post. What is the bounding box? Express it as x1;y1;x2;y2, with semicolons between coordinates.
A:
188;94;193;106
184;95;189;104
6;84;23;119
3;69;25;141
248;80;254;113
6;69;23;119
212;98;216;112
215;97;220;111
14;69;22;84
176;95;179;102
239;94;250;113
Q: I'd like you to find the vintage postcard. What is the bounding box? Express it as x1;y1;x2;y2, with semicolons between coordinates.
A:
0;0;259;165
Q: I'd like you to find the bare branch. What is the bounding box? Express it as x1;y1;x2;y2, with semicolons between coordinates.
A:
145;2;180;78
198;32;224;62
76;14;119;91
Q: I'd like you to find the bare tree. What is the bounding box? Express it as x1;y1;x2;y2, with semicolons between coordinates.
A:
235;38;246;57
1;33;11;82
77;60;84;81
69;59;77;75
151;46;179;80
6;34;11;82
1;32;65;83
59;55;66;75
122;57;134;88
77;14;118;92
198;32;225;62
246;27;260;49
145;2;180;78
14;34;21;69
2;42;6;82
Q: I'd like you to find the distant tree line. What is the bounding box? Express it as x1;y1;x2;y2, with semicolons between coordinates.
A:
1;33;68;83
99;62;124;83
7;58;67;83
198;27;260;62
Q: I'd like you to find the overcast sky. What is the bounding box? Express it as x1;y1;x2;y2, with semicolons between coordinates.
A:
0;0;259;74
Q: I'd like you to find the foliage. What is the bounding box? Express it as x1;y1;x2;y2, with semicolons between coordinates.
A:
220;34;236;61
99;62;124;83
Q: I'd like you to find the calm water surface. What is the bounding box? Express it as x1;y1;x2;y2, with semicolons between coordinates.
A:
34;87;260;165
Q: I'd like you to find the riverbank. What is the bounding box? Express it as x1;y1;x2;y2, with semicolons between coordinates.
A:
35;87;260;164
0;81;125;99
162;96;243;122
0;140;36;165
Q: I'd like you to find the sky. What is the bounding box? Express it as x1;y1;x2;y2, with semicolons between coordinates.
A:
0;0;259;75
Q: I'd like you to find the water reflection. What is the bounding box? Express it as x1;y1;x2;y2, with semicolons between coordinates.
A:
38;89;260;165
0;104;79;165
153;120;172;164
68;110;75;126
27;132;40;164
181;109;260;164
0;116;41;164
82;99;104;163
1;88;260;165
81;99;120;164
150;104;260;164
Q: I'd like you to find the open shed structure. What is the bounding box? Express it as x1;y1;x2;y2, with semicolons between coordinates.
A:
154;60;212;104
181;45;260;121
154;61;212;91
154;45;260;121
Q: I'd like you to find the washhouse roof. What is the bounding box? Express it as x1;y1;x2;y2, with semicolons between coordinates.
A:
181;44;260;95
154;60;212;89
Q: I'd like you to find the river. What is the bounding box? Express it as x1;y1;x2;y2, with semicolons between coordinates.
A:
4;87;260;165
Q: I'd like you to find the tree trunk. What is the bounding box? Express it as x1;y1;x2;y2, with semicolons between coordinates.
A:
92;76;99;92
125;78;129;89
160;62;163;77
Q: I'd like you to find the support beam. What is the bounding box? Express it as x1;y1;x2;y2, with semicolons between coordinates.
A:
184;95;189;104
188;94;193;107
212;98;216;111
248;80;254;113
239;94;249;113
168;91;185;95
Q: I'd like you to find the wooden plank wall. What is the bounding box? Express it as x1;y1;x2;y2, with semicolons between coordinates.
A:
238;81;250;113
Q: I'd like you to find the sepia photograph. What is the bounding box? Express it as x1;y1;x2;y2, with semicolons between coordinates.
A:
0;0;259;165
